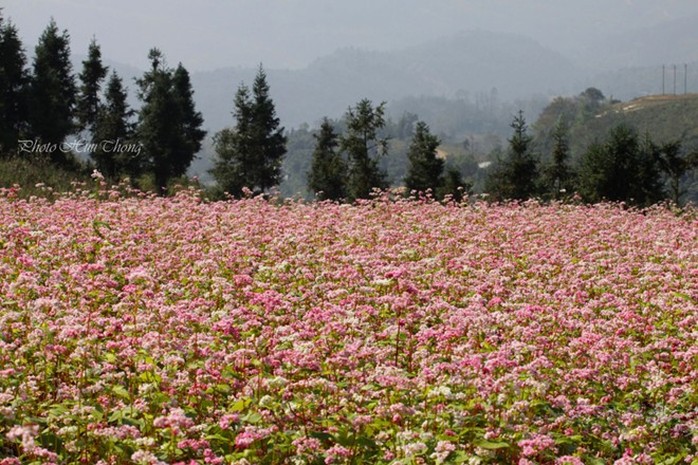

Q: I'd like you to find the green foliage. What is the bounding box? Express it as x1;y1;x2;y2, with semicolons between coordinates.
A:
173;63;206;165
341;99;389;201
485;110;540;201
578;125;664;206
279;125;314;199
438;167;471;202
656;141;698;206
211;65;287;197
307;118;346;201
27;18;77;165
76;38;108;133
136;49;206;195
0;14;30;156
404;121;444;195
0;156;91;197
541;118;575;200
91;71;138;181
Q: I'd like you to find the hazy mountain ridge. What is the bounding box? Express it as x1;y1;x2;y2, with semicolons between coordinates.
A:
190;31;581;131
68;16;698;134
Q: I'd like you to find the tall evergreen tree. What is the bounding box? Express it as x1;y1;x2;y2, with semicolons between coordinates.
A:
76;37;108;133
28;18;77;164
578;125;664;207
485;110;539;201
438;167;471;203
92;71;136;180
171;63;206;178
251;65;286;192
211;65;286;197
341;99;389;201
542;118;574;200
136;49;205;195
137;49;179;193
657;141;698;206
211;86;253;197
307;118;346;201
404;121;444;195
0;14;30;155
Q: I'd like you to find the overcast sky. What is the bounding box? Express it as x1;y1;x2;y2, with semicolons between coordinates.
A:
3;0;698;71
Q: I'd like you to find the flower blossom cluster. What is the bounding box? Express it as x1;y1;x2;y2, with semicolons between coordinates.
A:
0;189;696;463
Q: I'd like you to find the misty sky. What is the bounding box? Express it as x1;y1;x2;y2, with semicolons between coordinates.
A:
4;0;698;71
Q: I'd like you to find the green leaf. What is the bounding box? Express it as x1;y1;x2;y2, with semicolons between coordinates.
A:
654;454;687;465
474;439;510;450
112;385;130;399
242;412;262;424
309;431;334;443
214;383;231;394
585;458;606;465
452;452;474;464
230;397;251;412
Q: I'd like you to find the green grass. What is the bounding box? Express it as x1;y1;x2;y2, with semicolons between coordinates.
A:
0;155;94;198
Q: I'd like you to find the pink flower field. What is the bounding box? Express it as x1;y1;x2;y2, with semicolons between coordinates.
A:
0;189;697;464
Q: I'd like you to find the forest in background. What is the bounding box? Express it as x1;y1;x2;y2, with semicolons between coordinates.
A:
1;15;697;206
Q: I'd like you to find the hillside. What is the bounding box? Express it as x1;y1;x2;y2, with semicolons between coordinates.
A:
582;94;698;149
535;93;698;158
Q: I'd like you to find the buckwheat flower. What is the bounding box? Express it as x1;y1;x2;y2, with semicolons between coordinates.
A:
234;430;259;449
432;440;456;463
131;450;165;465
292;436;322;455
6;424;39;451
218;413;239;430
556;457;584;465
402;441;427;456
259;394;274;408
325;445;351;464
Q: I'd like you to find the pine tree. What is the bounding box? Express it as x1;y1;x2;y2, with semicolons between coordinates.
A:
92;71;136;180
28;18;77;164
657;140;698;206
211;65;286;197
307;118;346;201
0;14;30;155
76;37;108;133
542;118;574;200
485;110;539;201
341;99;388;201
438;167;471;203
136;49;178;193
404;121;444;195
578;125;664;207
171;63;206;178
251;65;286;192
211;86;253;197
136;49;205;195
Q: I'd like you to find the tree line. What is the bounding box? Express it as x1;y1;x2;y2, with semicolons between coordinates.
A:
485;98;698;207
1;15;696;205
0;15;205;194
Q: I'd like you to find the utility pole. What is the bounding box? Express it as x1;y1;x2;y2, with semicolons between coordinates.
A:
674;64;677;95
662;65;666;95
685;64;688;94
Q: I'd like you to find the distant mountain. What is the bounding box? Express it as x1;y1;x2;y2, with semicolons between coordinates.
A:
190;31;580;131
83;23;698;133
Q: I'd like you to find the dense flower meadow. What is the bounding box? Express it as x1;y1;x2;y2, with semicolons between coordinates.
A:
0;186;697;464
